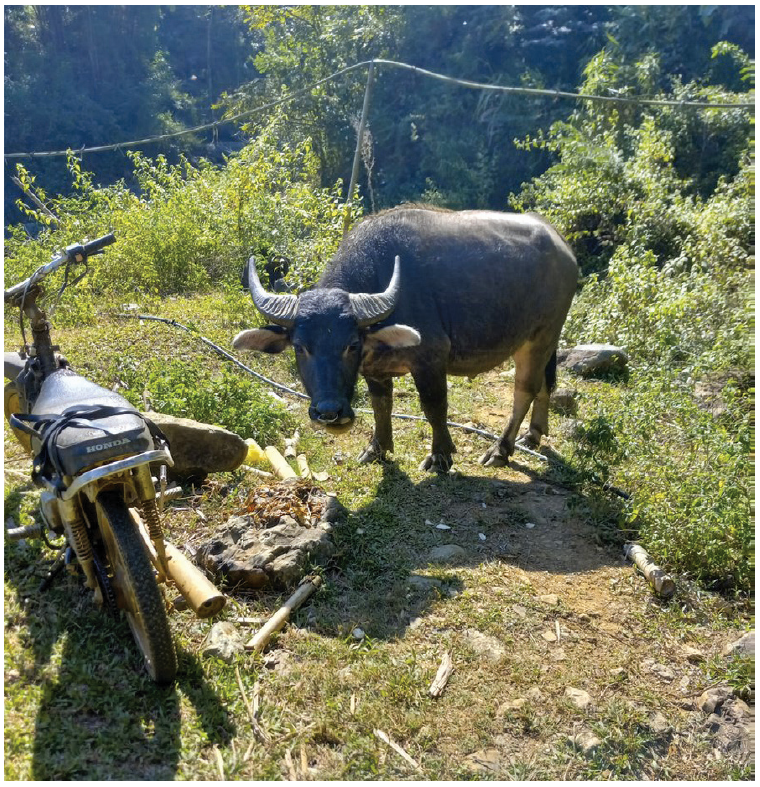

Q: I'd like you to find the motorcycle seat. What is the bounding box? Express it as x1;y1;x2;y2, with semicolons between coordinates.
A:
28;369;155;478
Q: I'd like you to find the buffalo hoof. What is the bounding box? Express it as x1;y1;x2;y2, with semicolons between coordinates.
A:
358;441;390;465
419;453;454;473
479;444;510;468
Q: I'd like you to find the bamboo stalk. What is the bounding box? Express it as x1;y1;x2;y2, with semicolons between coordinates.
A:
429;652;454;697
296;454;312;479
264;446;298;480
373;729;422;772
624;543;676;598
245;576;322;652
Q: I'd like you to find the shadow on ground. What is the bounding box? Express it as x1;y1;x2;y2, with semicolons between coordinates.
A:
309;455;627;642
4;534;234;780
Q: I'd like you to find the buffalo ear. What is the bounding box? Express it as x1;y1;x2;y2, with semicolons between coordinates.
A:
364;324;421;349
232;326;291;354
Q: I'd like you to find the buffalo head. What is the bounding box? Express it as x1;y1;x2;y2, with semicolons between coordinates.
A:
233;256;420;432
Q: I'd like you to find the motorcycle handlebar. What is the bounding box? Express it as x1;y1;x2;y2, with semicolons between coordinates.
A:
4;232;116;303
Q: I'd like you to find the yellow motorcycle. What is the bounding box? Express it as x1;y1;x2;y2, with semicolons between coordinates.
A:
4;234;224;684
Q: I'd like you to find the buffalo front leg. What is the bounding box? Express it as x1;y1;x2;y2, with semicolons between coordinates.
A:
412;366;456;472
358;376;394;464
480;344;551;467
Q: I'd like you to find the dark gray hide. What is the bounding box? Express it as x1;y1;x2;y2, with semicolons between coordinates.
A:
233;207;578;471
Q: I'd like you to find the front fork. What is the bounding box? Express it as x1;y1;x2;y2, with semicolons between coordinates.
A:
60;462;170;599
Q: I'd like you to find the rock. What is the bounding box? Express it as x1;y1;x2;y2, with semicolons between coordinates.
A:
649;712;672;735
463;629;507;662
610;667;628;681
203;621;245;663
539;593;559;606
699;686;733;715
647;662;676;682
145;412;247;479
525;687;543;702
352;627;365;640
565;687;593;711
428;544;467;564
497;698;527;716
682;645;706;664
571;729;602;755
557;344;629;377
407;575;443;591
722;631;755;657
550;387;578;415
463;748;501;774
197;484;338;589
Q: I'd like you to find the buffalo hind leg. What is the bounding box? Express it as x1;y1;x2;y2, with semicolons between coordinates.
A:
480;345;552;467
412;365;456;472
358;376;394;464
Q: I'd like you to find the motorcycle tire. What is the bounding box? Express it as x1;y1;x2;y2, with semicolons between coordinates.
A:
94;490;178;685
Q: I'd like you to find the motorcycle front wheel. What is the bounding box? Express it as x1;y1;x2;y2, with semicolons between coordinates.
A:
94;490;177;685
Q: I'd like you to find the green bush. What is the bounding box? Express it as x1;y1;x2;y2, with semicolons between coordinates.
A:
114;357;291;447
4;115;359;319
513;43;753;592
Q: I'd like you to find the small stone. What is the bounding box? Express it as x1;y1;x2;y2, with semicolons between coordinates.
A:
407;574;443;591
478;533;486;540
722;631;755;657
565;687;593;711
541;630;557;642
525;522;536;529
463;749;501;774
572;729;602;755
648;663;676;682
557;344;629;377
610;667;628;680
429;544;467;564
683;645;706;664
202;621;245;663
539;593;559;606
649;712;672;734
463;629;507;662
351;627;365;640
525;687;543;702
699;686;733;715
551;647;567;661
497;698;527;716
512;604;527;618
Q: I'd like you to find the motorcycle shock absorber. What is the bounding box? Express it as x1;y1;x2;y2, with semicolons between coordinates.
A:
59;497;102;605
133;464;169;580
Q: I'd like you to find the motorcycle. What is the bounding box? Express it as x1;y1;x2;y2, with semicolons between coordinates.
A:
4;234;225;684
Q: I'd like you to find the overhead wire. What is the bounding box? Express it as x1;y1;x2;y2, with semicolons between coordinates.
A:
4;58;753;161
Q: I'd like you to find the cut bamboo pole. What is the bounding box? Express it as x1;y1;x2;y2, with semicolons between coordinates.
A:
264;445;298;480
624;543;676;598
296;453;312;479
373;729;422;772
245;576;322;652
284;430;300;459
429;652;454;697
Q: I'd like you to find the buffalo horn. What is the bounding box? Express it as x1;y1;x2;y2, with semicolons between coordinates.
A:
245;256;298;327
349;256;401;327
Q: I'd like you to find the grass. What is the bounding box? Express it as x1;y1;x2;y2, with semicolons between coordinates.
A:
4;292;754;780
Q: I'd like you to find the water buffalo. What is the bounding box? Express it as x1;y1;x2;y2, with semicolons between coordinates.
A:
233;206;578;471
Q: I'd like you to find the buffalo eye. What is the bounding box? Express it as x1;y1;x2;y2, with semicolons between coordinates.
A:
344;341;361;356
293;342;309;357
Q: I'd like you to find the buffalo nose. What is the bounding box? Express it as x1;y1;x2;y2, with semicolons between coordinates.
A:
311;401;353;425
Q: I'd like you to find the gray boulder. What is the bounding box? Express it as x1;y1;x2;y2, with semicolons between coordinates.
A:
144;412;248;479
197;482;340;589
557;344;629;377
